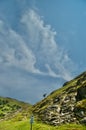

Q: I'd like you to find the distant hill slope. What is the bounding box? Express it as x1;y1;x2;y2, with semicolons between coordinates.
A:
33;71;86;126
0;96;32;121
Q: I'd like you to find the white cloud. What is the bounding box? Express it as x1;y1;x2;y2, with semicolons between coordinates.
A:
0;9;75;81
21;9;75;80
0;7;76;103
45;64;61;78
0;20;41;74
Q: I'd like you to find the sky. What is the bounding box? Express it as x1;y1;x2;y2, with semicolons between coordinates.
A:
0;0;86;104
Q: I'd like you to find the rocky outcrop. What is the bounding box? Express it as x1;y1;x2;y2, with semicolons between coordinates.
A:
33;72;86;126
36;91;78;125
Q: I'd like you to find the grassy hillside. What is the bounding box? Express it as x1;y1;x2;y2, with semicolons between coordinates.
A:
0;120;86;130
0;72;86;129
33;71;86;125
0;96;32;120
33;72;86;112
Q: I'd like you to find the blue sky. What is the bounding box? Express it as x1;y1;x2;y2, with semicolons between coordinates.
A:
0;0;86;104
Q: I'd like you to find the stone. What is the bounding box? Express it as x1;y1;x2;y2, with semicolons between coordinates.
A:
80;117;86;125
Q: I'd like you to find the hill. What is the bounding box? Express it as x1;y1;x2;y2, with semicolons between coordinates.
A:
33;71;86;126
0;96;32;121
0;71;86;130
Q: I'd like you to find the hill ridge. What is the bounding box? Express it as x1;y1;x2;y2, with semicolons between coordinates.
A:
0;71;86;126
33;71;86;126
0;96;32;121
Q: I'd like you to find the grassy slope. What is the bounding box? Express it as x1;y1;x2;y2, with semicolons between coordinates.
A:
0;96;86;130
0;101;85;130
0;120;86;130
0;96;32;120
33;72;86;113
0;72;86;129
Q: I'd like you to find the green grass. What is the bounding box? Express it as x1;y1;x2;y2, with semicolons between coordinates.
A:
0;96;32;120
0;120;86;130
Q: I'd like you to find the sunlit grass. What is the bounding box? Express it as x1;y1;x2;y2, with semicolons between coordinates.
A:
0;120;86;130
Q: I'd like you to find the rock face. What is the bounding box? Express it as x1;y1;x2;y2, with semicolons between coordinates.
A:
76;84;86;101
33;72;86;126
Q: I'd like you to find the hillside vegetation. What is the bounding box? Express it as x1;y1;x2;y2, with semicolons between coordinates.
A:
0;97;32;121
33;71;86;126
0;71;86;129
